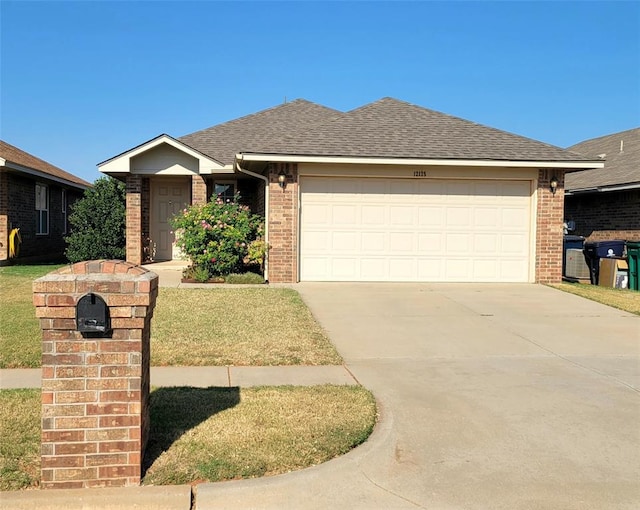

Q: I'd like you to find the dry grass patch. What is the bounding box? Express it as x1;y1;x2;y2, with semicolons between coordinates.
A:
550;283;640;315
0;389;40;490
152;288;342;366
144;385;376;485
0;386;376;489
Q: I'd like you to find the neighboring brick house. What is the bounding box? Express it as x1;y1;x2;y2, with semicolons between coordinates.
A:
564;128;640;242
0;141;91;264
99;97;602;284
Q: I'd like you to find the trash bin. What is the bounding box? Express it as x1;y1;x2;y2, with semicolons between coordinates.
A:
563;235;585;278
583;240;626;285
627;241;640;291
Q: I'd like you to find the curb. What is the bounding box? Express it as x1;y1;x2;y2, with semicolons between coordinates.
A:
0;484;192;510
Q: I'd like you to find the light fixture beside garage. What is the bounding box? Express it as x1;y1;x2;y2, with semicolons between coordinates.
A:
550;176;559;195
278;170;287;189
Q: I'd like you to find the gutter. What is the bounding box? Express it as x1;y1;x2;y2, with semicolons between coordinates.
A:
235;155;270;282
565;182;640;196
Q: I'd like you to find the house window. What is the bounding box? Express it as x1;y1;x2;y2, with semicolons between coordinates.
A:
61;189;67;234
36;183;49;235
215;182;235;202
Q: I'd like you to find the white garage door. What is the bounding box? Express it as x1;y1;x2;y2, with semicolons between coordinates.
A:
300;177;532;282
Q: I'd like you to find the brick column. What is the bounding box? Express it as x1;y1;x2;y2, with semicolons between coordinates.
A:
268;163;298;283
0;169;8;262
34;260;158;489
192;175;207;204
536;169;565;283
126;175;142;265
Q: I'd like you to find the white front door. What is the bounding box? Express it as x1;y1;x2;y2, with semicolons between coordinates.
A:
300;177;533;282
150;179;190;261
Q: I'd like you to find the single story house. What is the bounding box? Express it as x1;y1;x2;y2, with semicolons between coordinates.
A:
0;140;91;264
99;97;602;283
564;127;639;241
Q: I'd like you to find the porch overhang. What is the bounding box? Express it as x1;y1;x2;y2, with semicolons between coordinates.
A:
98;134;232;177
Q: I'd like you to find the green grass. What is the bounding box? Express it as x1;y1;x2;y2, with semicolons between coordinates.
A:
0;265;342;368
0;385;377;490
550;282;640;315
0;264;65;368
0;389;41;490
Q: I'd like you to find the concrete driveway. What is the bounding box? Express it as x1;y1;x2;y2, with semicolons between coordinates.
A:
198;284;639;510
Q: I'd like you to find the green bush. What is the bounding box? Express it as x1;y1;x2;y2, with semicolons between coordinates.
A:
65;177;126;262
224;272;265;284
171;194;264;277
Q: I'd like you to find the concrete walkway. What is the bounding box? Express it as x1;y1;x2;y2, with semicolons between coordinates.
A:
0;365;358;390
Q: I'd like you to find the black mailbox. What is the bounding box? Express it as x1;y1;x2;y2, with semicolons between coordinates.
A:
76;293;111;335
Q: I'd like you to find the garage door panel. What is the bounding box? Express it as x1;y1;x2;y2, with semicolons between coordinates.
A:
300;177;531;282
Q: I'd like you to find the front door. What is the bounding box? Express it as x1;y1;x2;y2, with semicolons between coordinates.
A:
150;179;190;261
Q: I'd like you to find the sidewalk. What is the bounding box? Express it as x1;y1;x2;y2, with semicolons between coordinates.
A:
0;365;358;389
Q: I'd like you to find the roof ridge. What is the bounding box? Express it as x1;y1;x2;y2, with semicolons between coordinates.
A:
181;98;339;138
569;127;640;148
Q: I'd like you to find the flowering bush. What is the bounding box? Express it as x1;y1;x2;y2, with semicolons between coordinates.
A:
170;194;264;277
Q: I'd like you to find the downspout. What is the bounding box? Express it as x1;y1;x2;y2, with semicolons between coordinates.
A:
235;155;270;282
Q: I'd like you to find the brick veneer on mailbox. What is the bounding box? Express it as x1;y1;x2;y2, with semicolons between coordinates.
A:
33;260;158;489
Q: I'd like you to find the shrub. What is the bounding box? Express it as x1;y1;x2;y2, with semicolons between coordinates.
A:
224;272;265;285
171;194;264;277
65;177;126;262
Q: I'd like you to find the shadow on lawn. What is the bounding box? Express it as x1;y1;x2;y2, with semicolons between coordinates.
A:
143;386;240;474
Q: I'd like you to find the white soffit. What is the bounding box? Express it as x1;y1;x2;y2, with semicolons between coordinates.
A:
238;153;604;170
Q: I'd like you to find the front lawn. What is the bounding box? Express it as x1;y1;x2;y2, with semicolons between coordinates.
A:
0;385;377;490
0;265;341;368
152;288;341;366
550;282;640;315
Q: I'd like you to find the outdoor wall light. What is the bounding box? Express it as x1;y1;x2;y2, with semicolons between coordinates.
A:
550;176;559;195
278;170;287;189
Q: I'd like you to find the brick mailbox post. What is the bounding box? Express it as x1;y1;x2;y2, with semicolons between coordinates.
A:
33;260;158;489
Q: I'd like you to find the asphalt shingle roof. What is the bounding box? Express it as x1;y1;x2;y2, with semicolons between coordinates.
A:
179;99;344;166
0;140;91;188
249;97;594;162
565;128;640;191
179;97;597;165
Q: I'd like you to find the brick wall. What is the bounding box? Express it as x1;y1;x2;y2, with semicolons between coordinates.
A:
536;169;565;283
192;175;207;204
565;189;640;242
0;169;7;261
267;163;298;283
126;175;142;265
34;260;158;489
1;172;84;263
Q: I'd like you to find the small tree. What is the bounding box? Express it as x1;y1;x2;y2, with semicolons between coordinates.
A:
171;194;264;277
65;177;126;262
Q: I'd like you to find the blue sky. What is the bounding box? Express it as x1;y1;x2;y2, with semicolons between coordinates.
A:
2;1;639;183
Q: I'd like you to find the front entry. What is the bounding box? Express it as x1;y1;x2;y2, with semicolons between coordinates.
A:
150;178;190;261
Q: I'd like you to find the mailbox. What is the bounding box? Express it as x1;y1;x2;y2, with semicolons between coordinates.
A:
76;293;111;335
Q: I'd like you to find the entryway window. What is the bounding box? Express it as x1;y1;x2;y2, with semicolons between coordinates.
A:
36;183;49;235
215;182;235;202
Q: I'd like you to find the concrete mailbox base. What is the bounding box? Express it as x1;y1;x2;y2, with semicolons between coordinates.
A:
33;260;158;489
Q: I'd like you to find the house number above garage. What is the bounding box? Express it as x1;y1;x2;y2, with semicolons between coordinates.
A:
413;170;427;177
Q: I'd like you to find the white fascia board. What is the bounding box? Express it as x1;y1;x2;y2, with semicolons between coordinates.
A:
3;162;90;190
238;153;605;170
99;135;225;174
566;182;640;195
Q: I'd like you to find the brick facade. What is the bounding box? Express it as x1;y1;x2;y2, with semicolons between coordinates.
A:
267;163;298;283
125;175;142;266
0;170;84;264
565;189;640;242
34;260;158;489
192;175;207;204
535;169;565;283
